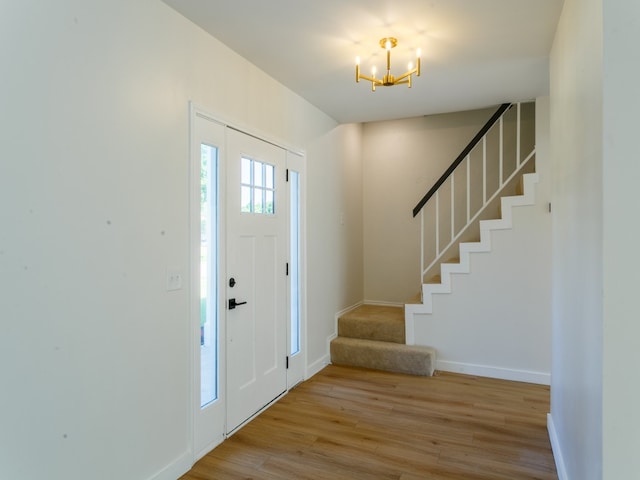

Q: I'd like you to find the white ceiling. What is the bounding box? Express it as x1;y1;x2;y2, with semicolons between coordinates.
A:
163;0;563;124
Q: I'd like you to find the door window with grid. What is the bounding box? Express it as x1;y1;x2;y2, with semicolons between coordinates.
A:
241;157;275;214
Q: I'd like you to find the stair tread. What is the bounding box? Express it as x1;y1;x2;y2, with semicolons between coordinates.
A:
330;337;436;376
341;304;403;322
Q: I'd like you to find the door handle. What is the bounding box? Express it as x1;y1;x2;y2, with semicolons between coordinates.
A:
228;298;247;310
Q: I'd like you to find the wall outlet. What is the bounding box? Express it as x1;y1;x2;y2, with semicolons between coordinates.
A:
166;270;183;291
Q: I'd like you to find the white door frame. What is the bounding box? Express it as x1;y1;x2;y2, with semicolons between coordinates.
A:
189;106;227;461
286;151;306;389
188;103;307;461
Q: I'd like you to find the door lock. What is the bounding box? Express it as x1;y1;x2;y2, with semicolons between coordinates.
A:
228;298;247;310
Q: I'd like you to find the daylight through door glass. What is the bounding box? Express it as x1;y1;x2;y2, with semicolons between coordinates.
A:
240;157;275;215
200;144;219;408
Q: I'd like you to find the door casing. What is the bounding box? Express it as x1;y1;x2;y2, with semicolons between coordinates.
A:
189;103;306;460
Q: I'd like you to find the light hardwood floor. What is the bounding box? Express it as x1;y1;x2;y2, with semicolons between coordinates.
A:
181;365;557;479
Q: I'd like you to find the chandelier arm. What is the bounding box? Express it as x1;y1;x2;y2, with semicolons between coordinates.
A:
395;65;420;83
357;73;383;85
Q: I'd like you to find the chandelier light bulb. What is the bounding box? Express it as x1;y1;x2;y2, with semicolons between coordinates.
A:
416;48;422;58
355;56;360;66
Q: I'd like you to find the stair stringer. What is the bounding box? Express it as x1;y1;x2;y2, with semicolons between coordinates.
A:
404;172;539;345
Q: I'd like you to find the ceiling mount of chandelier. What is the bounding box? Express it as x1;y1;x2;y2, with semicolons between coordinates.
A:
355;37;421;91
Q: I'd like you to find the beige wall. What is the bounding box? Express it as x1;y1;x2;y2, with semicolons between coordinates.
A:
306;123;363;368
362;106;523;303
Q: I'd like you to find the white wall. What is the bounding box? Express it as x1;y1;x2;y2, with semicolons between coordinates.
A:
602;1;640;478
410;99;552;384
548;0;604;478
0;1;361;479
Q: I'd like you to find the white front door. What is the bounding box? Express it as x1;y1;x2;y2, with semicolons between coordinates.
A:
226;128;288;434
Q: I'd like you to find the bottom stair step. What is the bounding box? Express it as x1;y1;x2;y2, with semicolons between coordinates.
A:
330;337;436;376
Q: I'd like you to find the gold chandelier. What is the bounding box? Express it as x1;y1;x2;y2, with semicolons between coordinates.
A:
355;37;421;91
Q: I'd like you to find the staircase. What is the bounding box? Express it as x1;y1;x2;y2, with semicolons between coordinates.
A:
405;171;539;343
330;102;537;378
330;304;436;376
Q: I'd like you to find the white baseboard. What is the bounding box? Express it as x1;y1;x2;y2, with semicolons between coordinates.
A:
306;352;330;379
547;413;569;480
194;436;224;463
336;301;364;318
363;299;404;307
305;303;361;382
148;450;192;480
306;302;364;380
437;360;551;385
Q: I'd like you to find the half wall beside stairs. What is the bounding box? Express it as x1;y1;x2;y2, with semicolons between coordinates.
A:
405;99;552;384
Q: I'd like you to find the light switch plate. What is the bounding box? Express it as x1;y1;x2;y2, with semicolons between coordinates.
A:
166;270;183;291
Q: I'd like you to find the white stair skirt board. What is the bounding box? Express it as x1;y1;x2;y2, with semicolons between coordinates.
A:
405;172;540;346
547;413;569;480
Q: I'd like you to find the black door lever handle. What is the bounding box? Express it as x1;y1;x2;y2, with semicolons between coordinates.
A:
228;298;247;310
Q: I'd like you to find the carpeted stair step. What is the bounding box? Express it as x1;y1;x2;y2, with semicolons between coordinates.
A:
330;337;436;376
338;305;405;344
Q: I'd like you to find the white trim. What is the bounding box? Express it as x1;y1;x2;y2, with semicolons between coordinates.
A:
404;304;418;345
188;103;227;463
332;301;363;346
190;101;305;157
364;300;404;308
437;360;551;385
147;451;192;480
188;101;308;465
286;151;307;389
547;413;569;480
304;302;363;379
194;438;224;464
335;301;364;326
306;354;331;379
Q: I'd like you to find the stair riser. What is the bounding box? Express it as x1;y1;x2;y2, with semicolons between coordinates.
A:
338;317;405;343
331;337;436;377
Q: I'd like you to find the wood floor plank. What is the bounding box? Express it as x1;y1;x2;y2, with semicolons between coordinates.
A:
180;365;557;480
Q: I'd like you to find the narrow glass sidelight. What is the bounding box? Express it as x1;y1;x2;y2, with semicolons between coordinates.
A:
289;170;301;356
200;143;219;408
